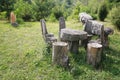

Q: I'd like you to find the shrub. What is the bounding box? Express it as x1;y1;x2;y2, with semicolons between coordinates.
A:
52;6;63;20
14;0;35;22
0;11;6;20
98;2;108;21
16;18;24;24
108;6;120;30
90;13;97;20
48;13;56;22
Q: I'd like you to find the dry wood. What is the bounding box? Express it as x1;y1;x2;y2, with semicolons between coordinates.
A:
87;43;102;69
59;17;66;40
52;42;69;67
40;19;57;46
10;12;16;23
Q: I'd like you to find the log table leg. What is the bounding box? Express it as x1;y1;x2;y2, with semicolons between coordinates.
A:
87;43;102;69
68;41;79;54
52;42;69;67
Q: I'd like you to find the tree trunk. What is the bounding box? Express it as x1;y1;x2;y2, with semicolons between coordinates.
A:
87;43;102;69
52;42;69;67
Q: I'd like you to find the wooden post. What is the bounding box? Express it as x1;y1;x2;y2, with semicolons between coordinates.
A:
10;12;18;27
87;43;102;69
59;17;66;40
52;42;69;67
10;12;16;23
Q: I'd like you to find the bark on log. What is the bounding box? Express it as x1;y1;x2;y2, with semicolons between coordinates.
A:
52;42;69;67
68;41;79;54
61;29;87;41
59;17;66;40
87;43;102;69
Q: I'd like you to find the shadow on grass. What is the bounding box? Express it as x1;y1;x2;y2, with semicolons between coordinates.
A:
69;46;120;78
41;44;120;79
102;47;120;76
68;48;91;78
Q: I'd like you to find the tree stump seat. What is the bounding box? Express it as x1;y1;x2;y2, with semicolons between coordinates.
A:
52;42;69;67
87;42;102;69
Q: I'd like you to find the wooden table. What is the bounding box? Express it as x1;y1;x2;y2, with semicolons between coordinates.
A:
60;28;87;53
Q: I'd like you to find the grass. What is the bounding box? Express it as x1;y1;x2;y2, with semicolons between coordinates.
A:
0;20;120;80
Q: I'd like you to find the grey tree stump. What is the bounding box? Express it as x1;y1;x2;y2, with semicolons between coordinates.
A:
87;43;102;69
52;42;69;67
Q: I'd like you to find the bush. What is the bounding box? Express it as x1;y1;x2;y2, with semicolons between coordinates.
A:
90;14;97;20
14;0;35;22
48;13;56;22
52;6;63;20
98;2;108;21
109;6;120;30
0;11;6;20
16;18;24;24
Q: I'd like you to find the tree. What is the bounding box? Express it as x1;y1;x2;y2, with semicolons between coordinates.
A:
109;6;120;30
14;0;35;22
34;0;54;20
98;2;108;21
0;0;16;19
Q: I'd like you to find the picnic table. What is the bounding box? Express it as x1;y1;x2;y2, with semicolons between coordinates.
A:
60;28;87;53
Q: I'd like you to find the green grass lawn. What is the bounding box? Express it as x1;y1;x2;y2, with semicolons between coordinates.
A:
0;20;120;80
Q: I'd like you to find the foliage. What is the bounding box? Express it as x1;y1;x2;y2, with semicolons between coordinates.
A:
0;0;119;22
48;13;56;22
52;6;64;20
0;11;6;20
0;0;16;19
34;0;54;21
108;6;120;30
14;0;35;22
98;2;108;21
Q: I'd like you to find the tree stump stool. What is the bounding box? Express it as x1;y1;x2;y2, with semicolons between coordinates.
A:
87;43;102;69
52;42;69;67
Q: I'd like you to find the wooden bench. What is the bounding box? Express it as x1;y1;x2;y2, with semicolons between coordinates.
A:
82;20;104;49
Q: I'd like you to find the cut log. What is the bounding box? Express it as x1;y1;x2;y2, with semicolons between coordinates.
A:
87;43;102;69
52;42;69;67
59;17;66;40
61;29;87;41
